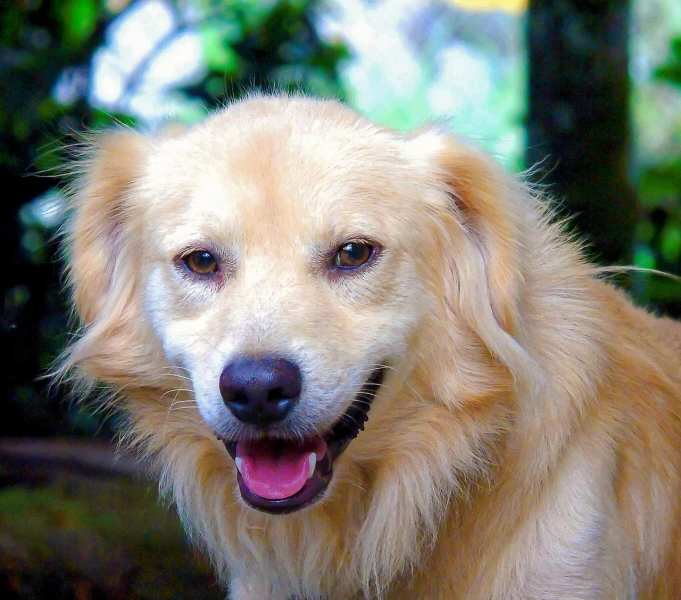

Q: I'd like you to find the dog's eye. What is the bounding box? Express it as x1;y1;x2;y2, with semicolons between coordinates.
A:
183;250;218;275
333;241;374;269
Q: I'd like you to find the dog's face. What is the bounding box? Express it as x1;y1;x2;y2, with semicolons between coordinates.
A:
64;96;520;517
140;101;434;512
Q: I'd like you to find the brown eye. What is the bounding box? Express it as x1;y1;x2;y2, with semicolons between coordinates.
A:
183;250;218;275
333;241;374;269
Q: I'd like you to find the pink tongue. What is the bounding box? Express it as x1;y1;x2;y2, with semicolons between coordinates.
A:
236;437;327;500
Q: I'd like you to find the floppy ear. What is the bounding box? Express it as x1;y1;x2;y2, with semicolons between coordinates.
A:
60;130;157;385
408;131;537;381
414;132;524;333
65;130;149;325
440;140;524;335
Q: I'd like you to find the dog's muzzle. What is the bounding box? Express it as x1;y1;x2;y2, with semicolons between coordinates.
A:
221;366;386;514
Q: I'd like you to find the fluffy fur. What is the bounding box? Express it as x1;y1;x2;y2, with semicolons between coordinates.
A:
59;95;681;599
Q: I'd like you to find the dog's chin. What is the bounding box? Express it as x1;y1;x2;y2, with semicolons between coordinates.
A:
220;366;386;515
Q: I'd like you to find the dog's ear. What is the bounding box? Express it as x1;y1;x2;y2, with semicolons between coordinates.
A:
403;130;543;388
409;131;524;336
65;130;149;325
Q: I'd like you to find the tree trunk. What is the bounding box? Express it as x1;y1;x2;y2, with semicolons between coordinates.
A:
526;0;638;265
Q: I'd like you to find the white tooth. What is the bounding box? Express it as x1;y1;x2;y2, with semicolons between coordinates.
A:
307;453;316;479
235;457;243;474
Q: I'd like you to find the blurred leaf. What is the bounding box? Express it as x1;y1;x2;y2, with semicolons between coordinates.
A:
634;244;657;270
200;23;243;73
636;34;681;309
21;229;46;263
639;158;681;207
60;0;99;46
6;285;31;312
37;98;65;121
654;37;681;87
635;219;656;244
647;278;681;301
661;222;681;263
233;0;282;30
309;42;351;71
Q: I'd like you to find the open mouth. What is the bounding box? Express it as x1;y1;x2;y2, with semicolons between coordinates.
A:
222;367;386;515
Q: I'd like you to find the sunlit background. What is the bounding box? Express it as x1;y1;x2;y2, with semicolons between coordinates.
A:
47;0;681;160
1;0;681;598
19;0;681;267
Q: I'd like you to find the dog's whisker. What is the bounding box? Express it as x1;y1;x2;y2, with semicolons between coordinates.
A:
159;388;195;401
165;400;196;408
352;400;374;409
343;480;368;493
158;374;193;382
161;388;196;441
100;373;194;406
339;413;364;430
156;365;192;374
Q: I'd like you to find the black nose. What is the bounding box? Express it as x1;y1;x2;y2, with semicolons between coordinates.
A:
219;357;302;425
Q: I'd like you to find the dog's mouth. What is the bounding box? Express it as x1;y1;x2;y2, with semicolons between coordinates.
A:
222;367;386;515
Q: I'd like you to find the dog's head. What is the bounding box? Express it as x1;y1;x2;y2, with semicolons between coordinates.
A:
61;96;524;519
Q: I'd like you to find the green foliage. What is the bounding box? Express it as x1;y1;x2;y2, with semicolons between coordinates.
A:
186;0;348;105
654;37;681;85
634;35;681;312
60;0;99;46
0;477;223;599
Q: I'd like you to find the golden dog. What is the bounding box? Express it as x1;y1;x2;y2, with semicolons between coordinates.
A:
60;95;681;599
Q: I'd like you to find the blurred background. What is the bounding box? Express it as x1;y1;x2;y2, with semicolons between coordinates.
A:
1;0;680;598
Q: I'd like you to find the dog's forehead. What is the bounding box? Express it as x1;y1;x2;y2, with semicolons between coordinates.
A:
145;106;414;247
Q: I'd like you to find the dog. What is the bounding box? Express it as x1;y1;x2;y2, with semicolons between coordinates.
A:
59;94;681;599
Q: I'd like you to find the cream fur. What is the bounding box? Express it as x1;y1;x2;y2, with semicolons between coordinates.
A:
59;95;681;599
